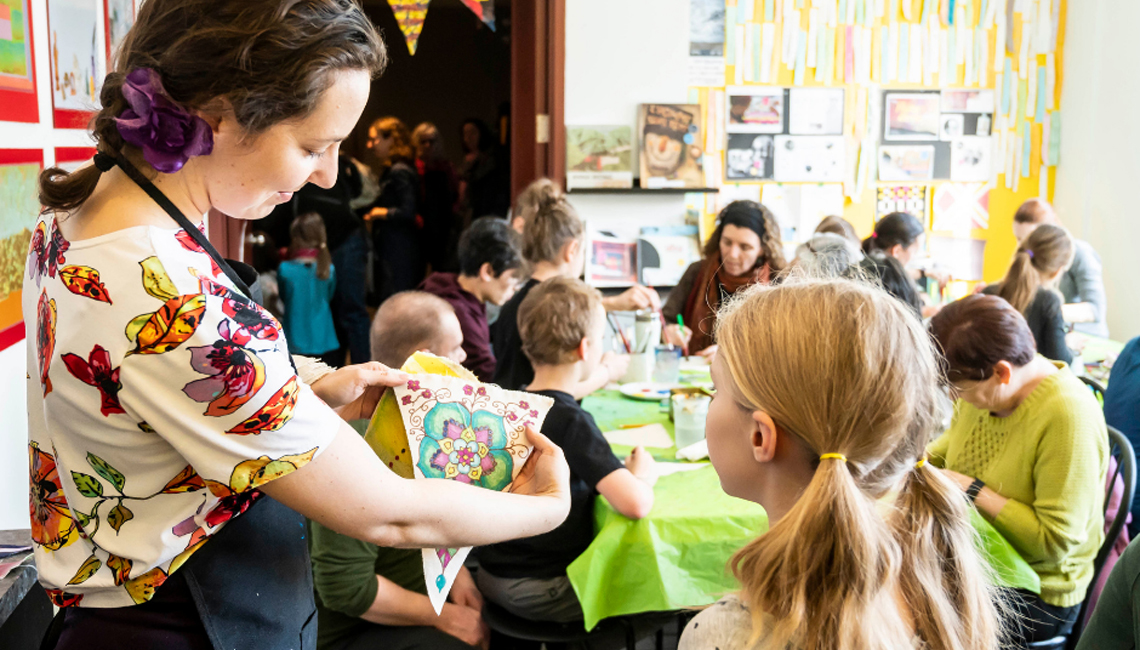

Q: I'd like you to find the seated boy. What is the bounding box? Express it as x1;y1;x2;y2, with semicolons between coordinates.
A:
311;291;484;650
491;195;657;394
420;218;523;381
476;277;657;622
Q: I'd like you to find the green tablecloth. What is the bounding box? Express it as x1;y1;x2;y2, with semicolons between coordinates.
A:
570;389;1041;630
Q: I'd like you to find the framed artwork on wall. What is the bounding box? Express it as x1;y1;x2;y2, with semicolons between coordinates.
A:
55;146;97;171
47;0;103;128
0;148;45;350
0;0;40;123
103;0;134;63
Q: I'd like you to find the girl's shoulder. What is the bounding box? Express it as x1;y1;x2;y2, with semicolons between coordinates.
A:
679;595;758;650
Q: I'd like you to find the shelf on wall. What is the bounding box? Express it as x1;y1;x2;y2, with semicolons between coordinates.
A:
567;186;719;195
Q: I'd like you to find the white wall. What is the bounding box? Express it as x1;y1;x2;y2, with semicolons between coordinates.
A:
0;0;101;530
564;0;692;230
1053;0;1140;342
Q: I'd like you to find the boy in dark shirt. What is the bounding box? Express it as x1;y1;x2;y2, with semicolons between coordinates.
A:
477;277;656;622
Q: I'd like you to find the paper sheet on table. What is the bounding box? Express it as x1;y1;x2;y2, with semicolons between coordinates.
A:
603;423;674;449
676;438;709;461
655;462;710;477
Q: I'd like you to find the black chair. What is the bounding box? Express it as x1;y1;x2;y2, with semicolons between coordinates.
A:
482;600;676;649
1079;376;1107;406
1030;425;1136;650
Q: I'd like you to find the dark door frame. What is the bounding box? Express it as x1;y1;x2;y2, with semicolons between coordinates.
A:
510;0;565;209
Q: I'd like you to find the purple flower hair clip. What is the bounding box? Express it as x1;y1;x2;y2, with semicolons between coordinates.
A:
114;68;214;173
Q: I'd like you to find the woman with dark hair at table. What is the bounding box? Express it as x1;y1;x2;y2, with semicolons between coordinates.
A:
662;200;785;357
363;116;421;302
928;294;1107;646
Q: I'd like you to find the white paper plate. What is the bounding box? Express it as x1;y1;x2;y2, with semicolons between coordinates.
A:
618;382;677;401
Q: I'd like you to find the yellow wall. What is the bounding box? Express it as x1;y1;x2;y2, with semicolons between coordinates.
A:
696;0;1066;283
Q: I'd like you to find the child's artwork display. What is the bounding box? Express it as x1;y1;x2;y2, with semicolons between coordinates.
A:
459;0;495;31
941;90;995;114
0;0;39;123
387;0;431;54
725;87;784;134
638;103;705;189
725;133;774;181
940;115;964;141
47;0;102;127
0;149;44;350
637;225;701;287
103;0;133;61
688;0;725;87
368;355;553;615
787;88;844;135
586;227;638;287
566;126;633;190
879;145;936;182
933;182;991;233
949;137;993;183
772;135;844;183
884;93;940;141
876;186;929;221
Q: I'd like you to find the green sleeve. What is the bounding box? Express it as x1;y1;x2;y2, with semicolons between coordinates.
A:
992;413;1104;565
926;431;951;469
1075;538;1140;649
310;519;380;618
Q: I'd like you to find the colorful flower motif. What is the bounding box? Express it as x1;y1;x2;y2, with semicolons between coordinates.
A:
519;400;529;409
36;292;57;396
176;230;223;277
420;403;514;489
401;394;413;405
437;547;460;570
463;385;474;396
45;588;84;607
507;412;517;422
221;297;280;344
183;321;266;417
476;387;487;397
28;221;70;286
59;265;113;304
61;345;125;417
421;389;432;399
407;380;421;391
28;443;77;552
225;376;300;435
529;410;538;418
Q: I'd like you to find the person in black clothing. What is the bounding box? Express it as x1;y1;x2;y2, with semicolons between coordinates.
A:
412;122;459;273
364;116;421;303
258;154;373;367
458;118;508;224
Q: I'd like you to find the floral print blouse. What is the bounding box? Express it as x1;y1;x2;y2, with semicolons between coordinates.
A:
23;214;341;608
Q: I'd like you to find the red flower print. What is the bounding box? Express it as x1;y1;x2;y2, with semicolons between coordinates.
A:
507;412;517;421
519;400;529;409
61;345;125;417
221;298;280;344
176;230;223;277
463;385;474;396
422;389;432;399
407;380;421;391
401;394;413;405
198;274;230;298
45;589;84;607
28;443;77;551
36;292;57;396
529;410;538;418
476;387;487;396
204;489;262;527
183;322;266;417
27;221;70;286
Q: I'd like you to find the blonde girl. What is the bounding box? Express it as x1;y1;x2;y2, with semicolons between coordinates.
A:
679;278;1003;650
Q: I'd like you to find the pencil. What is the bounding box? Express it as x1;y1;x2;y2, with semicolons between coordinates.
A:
675;314;690;357
608;313;632;353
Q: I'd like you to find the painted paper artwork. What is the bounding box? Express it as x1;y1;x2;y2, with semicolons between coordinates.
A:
638;104;705;189
884;93;941;141
388;0;431;55
637;225;701;287
725;87;783;134
949;137;993;183
459;0;494;31
772;135;845;183
725;134;774;181
586;228;638;288
0;0;38;122
103;0;133;61
877;185;929;221
689;0;725;57
878;145;936;182
391;372;553;614
933;182;991;233
566;126;633;190
788;88;845;136
941;89;995;113
0;149;44;350
48;0;102;127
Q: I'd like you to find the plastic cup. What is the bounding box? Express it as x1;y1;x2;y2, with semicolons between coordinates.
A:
672;393;710;449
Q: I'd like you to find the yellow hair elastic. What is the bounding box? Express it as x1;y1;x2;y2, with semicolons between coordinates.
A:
914;457;928;469
819;453;848;463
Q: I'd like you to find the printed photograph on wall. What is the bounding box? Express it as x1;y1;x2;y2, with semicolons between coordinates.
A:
884;93;940;141
878;145;936;182
566;125;633;190
48;0;103;127
725;86;784;134
788;88;844;135
949;136;993;183
940;114;965;141
0;0;39;123
725;133;774;181
585;227;638;287
638;103;705;189
0;149;44;350
772;135;845;183
103;0;134;62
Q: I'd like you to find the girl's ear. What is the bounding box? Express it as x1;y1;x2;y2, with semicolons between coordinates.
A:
749;410;780;463
563;238;581;264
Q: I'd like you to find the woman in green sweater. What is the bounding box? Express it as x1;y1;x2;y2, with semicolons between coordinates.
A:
928;294;1108;646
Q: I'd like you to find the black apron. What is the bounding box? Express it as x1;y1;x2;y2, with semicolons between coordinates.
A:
42;152;313;650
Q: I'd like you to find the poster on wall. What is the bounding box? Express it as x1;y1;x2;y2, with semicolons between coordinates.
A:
725;134;774;181
788;88;845;135
585;226;638;288
772;135;845;183
638;104;705;189
637;225;701;287
0;0;39;123
884;93;940;141
949;137;993;182
0;149;44;350
876;186;929;221
566;126;633;189
932;182;991;233
103;0;134;62
941;90;995;113
688;0;725;87
48;0;103;128
878;145;936;182
725;87;784;134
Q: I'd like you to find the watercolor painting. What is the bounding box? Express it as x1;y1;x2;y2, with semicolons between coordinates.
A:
48;0;102;125
0;0;38;122
387;0;430;54
0;150;45;349
884;93;941;141
104;0;133;62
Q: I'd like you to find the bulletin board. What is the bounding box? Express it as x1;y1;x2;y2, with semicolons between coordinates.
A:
686;0;1065;283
